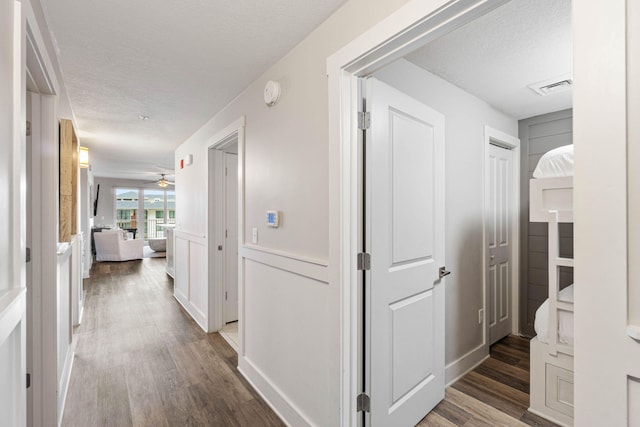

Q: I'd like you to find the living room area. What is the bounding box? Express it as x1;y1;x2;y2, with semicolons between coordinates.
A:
87;174;176;275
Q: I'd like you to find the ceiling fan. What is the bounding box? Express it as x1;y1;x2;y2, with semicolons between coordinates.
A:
146;174;175;188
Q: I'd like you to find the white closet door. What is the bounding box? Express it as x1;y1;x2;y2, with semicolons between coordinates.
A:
487;143;513;344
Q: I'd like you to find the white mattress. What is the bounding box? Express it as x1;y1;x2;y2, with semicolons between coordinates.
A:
533;144;574;178
534;284;574;345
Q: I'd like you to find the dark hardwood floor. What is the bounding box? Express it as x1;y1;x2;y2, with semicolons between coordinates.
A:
63;258;557;427
62;259;283;427
418;335;559;427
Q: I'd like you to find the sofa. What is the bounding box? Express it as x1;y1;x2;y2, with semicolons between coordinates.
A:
93;229;144;262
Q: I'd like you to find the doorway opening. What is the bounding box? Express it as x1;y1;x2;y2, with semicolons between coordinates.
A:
24;7;61;424
208;128;242;352
328;0;572;424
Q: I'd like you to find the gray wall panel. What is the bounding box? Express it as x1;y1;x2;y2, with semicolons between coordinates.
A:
519;109;573;337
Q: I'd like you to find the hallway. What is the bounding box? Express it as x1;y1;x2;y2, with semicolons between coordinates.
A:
62;259;283;427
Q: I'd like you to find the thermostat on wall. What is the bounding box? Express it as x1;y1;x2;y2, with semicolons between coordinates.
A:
266;210;279;227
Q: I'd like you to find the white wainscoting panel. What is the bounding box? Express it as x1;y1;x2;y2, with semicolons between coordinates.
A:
175;236;189;301
0;321;23;426
188;240;207;319
71;234;83;325
56;242;74;424
174;232;208;331
0;288;26;427
240;245;328;283
238;252;335;427
630;376;640;427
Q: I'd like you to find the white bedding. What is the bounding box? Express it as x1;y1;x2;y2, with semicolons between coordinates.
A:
533;144;574;178
534;284;574;346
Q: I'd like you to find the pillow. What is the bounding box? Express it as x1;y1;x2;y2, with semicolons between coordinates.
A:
533;144;574;178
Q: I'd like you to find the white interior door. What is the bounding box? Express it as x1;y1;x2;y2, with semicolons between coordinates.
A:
365;78;445;426
487;143;513;344
224;153;239;324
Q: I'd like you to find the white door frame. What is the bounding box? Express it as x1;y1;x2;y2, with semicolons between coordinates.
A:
326;0;510;424
21;1;62;425
483;126;520;345
206;117;245;337
0;5;27;426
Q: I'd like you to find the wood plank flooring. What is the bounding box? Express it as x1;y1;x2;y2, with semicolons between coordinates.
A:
61;259;283;427
63;258;558;427
418;335;559;427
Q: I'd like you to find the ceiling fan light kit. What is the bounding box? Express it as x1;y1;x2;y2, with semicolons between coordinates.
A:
146;173;175;188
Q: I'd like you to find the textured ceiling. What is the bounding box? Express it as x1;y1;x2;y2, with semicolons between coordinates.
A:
41;0;348;179
406;0;572;120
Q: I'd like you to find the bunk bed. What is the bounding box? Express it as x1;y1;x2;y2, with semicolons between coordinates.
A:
528;144;574;427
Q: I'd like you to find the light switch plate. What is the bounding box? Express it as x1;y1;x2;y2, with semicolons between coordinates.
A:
252;227;258;244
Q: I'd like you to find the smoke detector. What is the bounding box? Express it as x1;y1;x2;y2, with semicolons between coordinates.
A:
528;74;573;96
264;80;281;106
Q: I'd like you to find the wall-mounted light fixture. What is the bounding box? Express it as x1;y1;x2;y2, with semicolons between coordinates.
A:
79;146;89;168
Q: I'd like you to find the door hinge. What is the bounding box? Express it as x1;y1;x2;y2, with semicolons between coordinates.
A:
26;120;31;137
225;291;227;301
225;167;228;176
26;247;31;263
225;229;228;238
356;393;370;412
357;111;370;130
357;253;371;271
26;373;31;389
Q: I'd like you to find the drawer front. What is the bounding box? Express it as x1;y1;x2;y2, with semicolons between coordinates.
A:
546;363;574;417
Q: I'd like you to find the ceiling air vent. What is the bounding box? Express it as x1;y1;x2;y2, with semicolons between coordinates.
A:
528;74;573;96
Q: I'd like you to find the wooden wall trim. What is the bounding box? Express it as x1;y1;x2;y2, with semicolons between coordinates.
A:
59;119;78;242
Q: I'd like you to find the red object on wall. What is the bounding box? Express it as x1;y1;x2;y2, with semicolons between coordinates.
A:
180;159;184;169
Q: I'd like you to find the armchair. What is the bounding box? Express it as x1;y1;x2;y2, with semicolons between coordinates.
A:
94;230;144;262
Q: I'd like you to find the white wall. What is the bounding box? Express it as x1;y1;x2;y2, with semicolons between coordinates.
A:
174;0;414;425
374;59;518;379
574;1;640;425
1;0;16;292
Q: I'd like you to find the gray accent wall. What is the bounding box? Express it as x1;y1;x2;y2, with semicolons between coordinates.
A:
519;109;573;337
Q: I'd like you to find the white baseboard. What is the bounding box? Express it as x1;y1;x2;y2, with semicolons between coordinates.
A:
444;343;489;386
218;330;239;353
238;356;313;427
57;348;74;427
77;304;84;326
173;292;208;332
